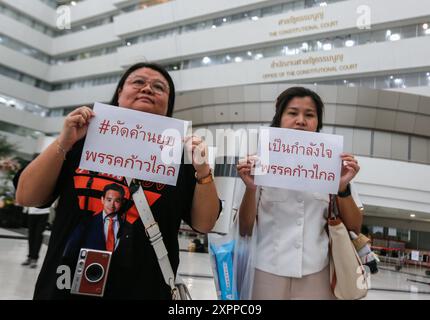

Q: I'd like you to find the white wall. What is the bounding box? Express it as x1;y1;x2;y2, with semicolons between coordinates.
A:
0;12;52;54
1;0;56;27
173;37;430;92
355;156;430;214
68;0;119;24
0;76;49;107
114;0;278;37
118;0;430;64
48;53;121;82
0;46;49;80
0;106;63;133
47;84;116;108
29;36;430;107
390;86;430;98
1;0;120;28
52;24;120;55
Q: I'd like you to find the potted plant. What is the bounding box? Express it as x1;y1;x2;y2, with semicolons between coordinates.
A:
0;135;24;228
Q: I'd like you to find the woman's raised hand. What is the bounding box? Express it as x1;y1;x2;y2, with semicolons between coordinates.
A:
58;106;95;151
339;153;360;192
236;155;259;190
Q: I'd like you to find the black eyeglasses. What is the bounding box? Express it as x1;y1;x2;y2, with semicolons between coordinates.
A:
127;77;169;95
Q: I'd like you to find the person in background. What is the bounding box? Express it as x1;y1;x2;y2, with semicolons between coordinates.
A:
22;206;50;268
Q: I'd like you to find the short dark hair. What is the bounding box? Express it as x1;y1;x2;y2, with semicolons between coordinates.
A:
109;62;175;117
102;183;125;199
270;86;324;132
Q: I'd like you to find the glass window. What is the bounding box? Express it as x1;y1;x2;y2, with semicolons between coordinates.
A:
358;32;371;45
410;136;428;163
373;131;392;158
361;77;376;89
391;133;408;161
283;2;294;12
402;25;417;39
294;1;306;10
404;73;419;87
352;129;371;156
49;108;64;117
370;29;385;42
419;23;430;37
334;127;353;153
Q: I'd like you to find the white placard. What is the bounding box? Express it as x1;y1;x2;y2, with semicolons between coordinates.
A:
79;102;188;186
372;226;384;234
388;228;397;237
254;127;343;194
411;250;420;262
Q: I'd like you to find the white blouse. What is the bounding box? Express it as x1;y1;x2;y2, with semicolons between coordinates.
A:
255;186;330;278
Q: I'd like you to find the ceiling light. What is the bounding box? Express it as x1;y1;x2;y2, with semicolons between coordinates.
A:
323;43;332;51
254;53;264;60
202;56;211;64
345;40;355;47
410;214;416;218
389;33;401;41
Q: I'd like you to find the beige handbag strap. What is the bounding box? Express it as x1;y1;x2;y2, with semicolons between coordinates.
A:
126;178;179;299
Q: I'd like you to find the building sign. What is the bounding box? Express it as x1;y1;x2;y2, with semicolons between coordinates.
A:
262;53;358;80
269;10;339;38
411;250;420;262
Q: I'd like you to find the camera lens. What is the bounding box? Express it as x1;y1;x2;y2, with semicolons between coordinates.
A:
84;263;105;283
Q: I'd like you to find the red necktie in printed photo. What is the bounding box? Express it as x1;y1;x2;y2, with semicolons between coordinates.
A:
106;216;115;252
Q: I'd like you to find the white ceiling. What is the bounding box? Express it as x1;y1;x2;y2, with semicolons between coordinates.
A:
364;204;430;223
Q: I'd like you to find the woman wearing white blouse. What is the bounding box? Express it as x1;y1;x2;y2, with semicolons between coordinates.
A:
237;87;362;300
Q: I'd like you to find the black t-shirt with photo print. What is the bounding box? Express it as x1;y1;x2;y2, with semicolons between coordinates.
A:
14;138;211;300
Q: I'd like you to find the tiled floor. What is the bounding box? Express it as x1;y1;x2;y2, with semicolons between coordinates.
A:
1;227;430;300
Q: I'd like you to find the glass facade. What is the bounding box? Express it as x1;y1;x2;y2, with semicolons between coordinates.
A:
1;18;430;92
0;93;50;116
1;0;345;64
